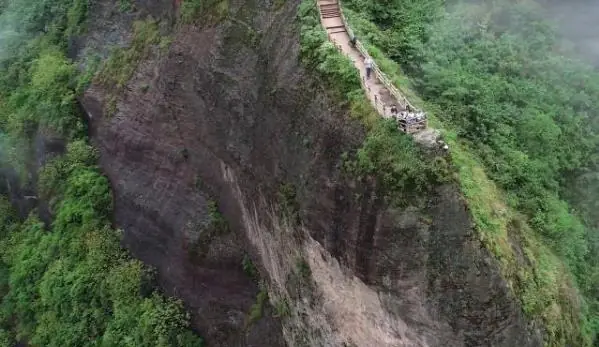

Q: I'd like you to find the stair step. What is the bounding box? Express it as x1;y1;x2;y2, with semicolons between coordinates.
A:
316;0;428;136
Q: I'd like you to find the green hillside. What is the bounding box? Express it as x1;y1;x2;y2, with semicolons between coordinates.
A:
0;1;203;345
340;0;599;345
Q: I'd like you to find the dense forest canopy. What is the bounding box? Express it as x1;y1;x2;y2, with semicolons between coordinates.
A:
342;0;599;345
0;0;204;346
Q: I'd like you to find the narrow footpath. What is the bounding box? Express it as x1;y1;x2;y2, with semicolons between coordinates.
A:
316;0;429;134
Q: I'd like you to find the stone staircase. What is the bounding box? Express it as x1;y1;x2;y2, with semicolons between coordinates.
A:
319;0;341;19
314;0;441;146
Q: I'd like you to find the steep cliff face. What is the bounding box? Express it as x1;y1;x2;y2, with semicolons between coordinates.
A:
79;0;543;346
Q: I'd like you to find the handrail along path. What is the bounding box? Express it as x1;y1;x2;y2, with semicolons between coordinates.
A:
315;0;427;134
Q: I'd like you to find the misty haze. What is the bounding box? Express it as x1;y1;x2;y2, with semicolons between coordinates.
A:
546;0;599;65
0;0;596;347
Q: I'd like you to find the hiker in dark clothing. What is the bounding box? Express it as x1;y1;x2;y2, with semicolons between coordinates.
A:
364;57;373;79
349;35;357;48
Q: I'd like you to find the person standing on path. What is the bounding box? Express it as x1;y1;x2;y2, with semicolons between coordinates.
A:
364;57;373;79
390;105;398;118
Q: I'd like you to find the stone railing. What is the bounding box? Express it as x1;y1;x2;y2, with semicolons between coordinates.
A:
315;0;428;133
338;5;417;112
336;1;427;132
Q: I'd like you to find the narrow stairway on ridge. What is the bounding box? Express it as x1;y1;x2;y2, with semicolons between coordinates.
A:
315;0;430;136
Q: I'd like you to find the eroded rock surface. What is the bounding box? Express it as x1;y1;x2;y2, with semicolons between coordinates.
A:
80;0;543;345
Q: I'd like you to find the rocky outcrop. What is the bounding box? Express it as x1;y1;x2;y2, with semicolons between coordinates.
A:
79;0;543;346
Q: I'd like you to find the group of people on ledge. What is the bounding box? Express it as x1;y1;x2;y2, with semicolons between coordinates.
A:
389;105;427;131
348;35;447;150
350;34;428;132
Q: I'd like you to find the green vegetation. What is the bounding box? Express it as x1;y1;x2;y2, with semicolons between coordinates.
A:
273;0;286;11
180;0;202;24
277;183;301;225
242;253;259;280
273;297;290;318
206;199;229;234
119;0;133;13
247;287;268;325
194;174;205;191
298;0;448;209
339;0;599;345
179;0;229;25
241;257;269;327
344;119;450;206
188;200;229;261
294;256;311;282
0;0;203;345
95;18;168;116
298;4;363;109
96;17;170;116
0;143;202;346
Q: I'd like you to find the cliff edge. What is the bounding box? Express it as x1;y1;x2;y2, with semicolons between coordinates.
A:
76;0;543;345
